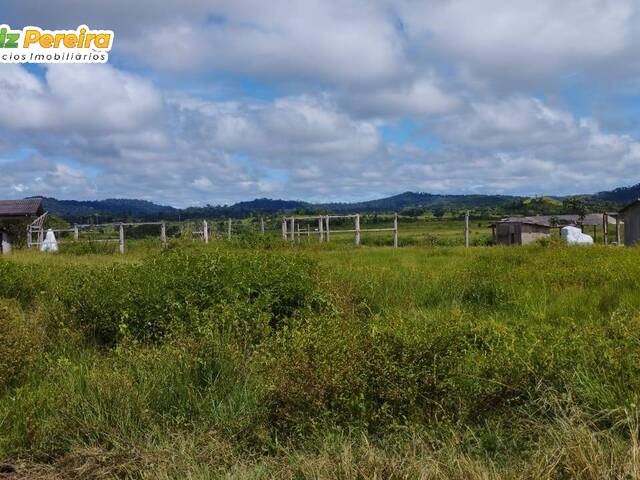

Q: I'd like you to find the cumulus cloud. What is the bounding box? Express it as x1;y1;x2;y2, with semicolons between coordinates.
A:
0;64;162;133
343;77;462;118
0;65;264;205
399;96;640;195
0;65;393;204
396;0;638;86
169;94;382;164
2;1;640;204
8;0;640;89
0;155;96;198
5;0;404;85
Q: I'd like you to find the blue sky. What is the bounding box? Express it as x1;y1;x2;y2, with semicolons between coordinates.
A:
1;0;640;207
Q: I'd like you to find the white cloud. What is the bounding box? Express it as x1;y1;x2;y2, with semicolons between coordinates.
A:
1;156;96;199
0;64;163;133
396;0;637;86
0;64;391;205
2;2;640;204
6;0;404;85
344;77;462;117
169;93;383;167
398;96;640;195
2;62;640;204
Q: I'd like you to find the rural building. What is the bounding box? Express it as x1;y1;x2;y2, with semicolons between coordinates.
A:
0;198;45;253
493;218;551;245
620;199;640;246
500;214;617;228
0;198;44;219
497;213;621;244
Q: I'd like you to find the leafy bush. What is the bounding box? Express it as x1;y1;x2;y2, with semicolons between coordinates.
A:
0;333;263;458
263;308;640;438
0;260;47;305
60;240;120;255
46;247;320;344
0;300;45;391
4;241;640;474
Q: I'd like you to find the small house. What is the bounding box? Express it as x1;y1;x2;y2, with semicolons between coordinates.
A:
0;198;44;219
0;198;45;251
620;199;640;246
497;213;621;244
500;214;617;229
493;218;551;245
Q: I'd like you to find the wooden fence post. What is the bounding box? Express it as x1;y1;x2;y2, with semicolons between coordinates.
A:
26;226;31;249
74;225;79;241
227;219;232;240
394;213;399;248
291;217;295;242
318;216;324;242
296;223;300;242
603;213;608;245
203;220;209;244
464;211;470;248
325;216;330;242
119;223;125;254
616;215;621;245
282;219;287;240
160;222;167;248
355;214;361;246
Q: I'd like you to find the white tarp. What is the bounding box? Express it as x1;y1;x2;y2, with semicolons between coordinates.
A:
40;229;59;253
561;226;593;245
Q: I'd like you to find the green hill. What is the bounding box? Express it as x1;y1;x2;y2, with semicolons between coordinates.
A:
22;183;638;222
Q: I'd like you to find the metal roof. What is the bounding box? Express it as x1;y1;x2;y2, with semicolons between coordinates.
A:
500;213;618;227
620;199;640;214
497;217;551;227
0;198;44;217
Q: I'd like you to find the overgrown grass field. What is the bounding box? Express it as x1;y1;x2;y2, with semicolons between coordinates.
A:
1;238;640;478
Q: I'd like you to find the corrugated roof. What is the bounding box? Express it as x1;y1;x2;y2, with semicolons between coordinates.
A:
620;199;640;214
0;198;44;217
500;213;618;227
498;217;551;227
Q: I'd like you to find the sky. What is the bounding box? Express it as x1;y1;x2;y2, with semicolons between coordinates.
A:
2;1;640;207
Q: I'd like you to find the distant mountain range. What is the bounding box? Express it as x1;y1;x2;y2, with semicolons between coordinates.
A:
35;193;521;222
592;183;640;204
40;197;176;217
27;182;640;222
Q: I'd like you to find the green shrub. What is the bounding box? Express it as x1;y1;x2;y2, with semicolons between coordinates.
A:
47;247;321;344
0;300;45;391
0;333;263;458
0;260;46;305
60;240;119;255
263;305;640;437
4;241;640;473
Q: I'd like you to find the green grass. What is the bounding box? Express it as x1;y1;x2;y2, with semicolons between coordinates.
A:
1;237;640;478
